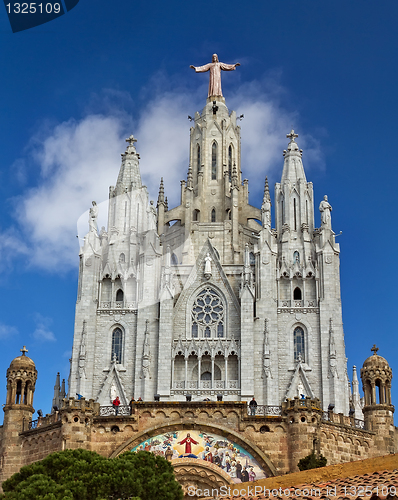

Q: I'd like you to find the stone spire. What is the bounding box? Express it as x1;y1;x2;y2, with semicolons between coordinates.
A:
352;365;362;419
281;130;306;184
262;176;270;205
187;165;193;189
61;378;66;401
52;372;61;411
231;163;238;188
116;135;142;193
261;176;271;227
157;177;165;205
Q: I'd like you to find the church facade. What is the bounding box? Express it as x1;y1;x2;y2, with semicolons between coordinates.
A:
69;92;349;414
1;70;396;492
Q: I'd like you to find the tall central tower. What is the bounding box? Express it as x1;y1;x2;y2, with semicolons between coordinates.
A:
68;78;350;414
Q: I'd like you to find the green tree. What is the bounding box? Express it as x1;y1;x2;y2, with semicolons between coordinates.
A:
297;451;327;471
0;449;182;500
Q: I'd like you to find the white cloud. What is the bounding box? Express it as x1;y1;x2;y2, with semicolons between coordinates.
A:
32;313;56;342
135;92;195;205
4;74;324;273
0;323;18;339
15;115;126;270
228;80;324;202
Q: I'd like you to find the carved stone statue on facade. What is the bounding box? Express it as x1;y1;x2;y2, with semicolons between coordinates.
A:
190;54;240;97
319;195;332;227
89;201;98;233
204;253;212;279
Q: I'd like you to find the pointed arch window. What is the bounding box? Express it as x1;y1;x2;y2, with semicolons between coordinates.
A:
171;253;178;266
111;327;123;363
211;142;217;180
294;326;305;362
293;287;302;300
191;287;225;339
293;251;300;264
116;289;124;302
228;145;233;182
211;208;216;223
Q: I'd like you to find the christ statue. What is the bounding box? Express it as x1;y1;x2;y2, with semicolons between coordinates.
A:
190;54;240;97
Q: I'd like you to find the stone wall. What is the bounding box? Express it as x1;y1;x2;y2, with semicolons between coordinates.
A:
0;398;395;490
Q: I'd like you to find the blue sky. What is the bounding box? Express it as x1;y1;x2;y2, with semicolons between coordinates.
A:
1;1;397;421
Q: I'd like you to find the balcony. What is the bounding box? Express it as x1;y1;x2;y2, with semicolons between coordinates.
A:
171;380;239;396
277;299;319;313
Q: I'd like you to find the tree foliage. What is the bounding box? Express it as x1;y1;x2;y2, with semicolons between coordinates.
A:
0;449;183;500
297;451;327;471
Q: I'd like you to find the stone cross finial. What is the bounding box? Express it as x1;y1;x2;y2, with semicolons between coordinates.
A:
286;130;298;142
371;344;379;355
20;345;28;356
126;135;137;146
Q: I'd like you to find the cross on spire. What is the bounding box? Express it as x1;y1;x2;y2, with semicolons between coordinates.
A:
371;344;379;355
20;345;28;356
286;130;298;142
126;135;137;147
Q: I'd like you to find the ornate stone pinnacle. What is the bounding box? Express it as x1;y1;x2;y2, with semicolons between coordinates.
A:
187;165;193;188
158;178;165;203
371;344;379;355
20;345;28;356
286;130;298;143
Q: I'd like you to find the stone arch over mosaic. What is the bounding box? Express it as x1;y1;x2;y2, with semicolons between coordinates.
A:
109;421;276;479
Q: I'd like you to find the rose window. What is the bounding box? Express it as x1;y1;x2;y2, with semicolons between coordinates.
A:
191;287;224;338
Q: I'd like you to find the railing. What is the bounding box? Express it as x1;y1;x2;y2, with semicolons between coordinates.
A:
278;300;318;308
29;419;39;430
26;411;61;431
321;411;365;429
173;380;239;390
99;302;136;310
354;418;365;429
247;405;282;417
99;405;131;416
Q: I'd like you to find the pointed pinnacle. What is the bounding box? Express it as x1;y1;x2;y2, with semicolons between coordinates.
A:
158;178;165;203
187;165;193;188
263;176;271;202
231;163;238;188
